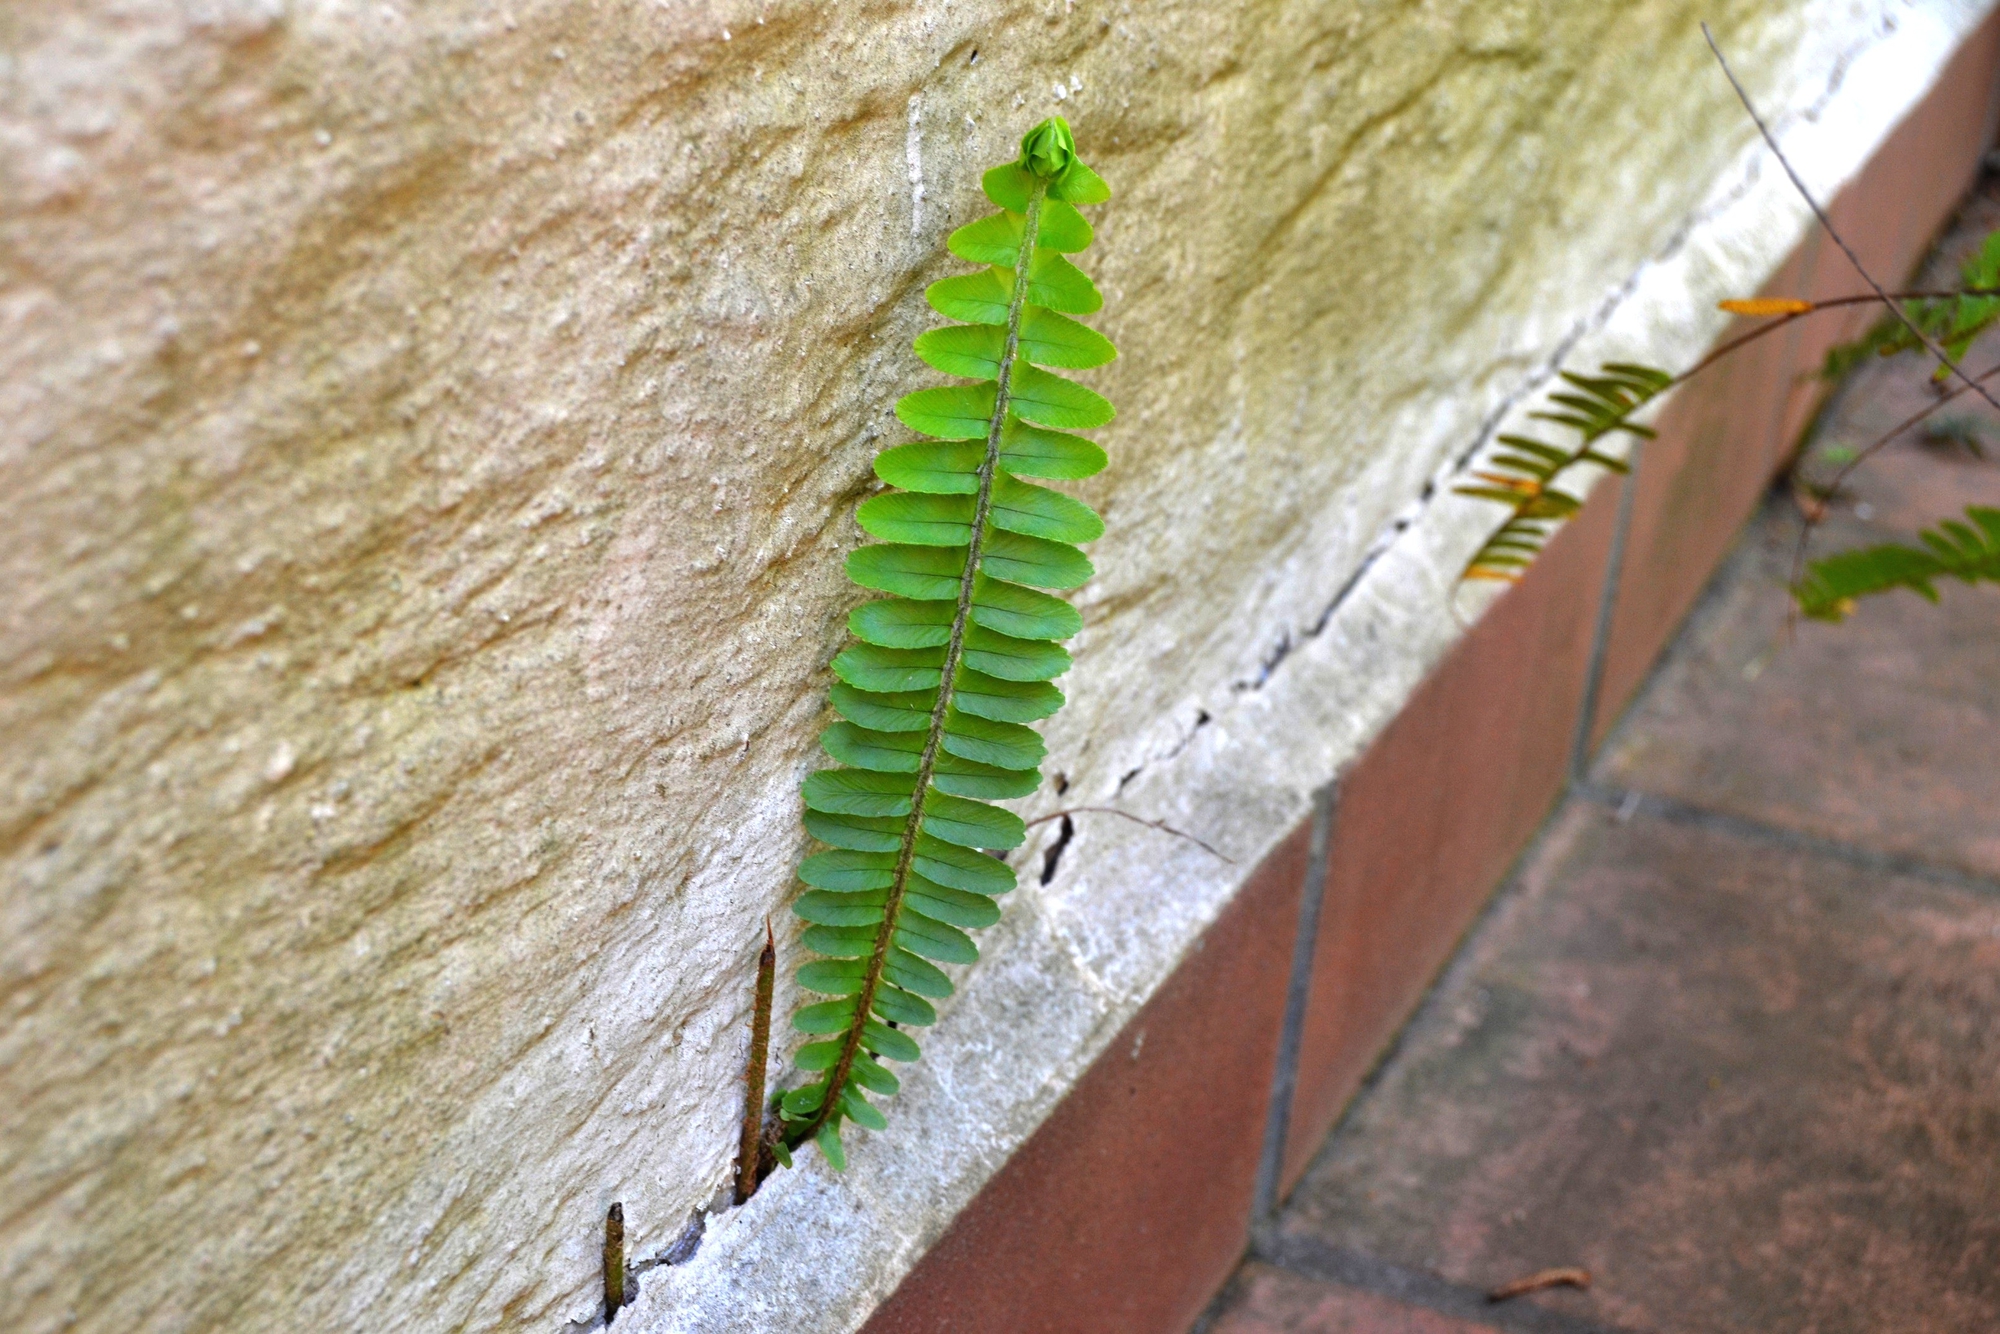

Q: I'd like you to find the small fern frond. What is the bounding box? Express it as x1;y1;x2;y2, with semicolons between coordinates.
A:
1793;506;2000;620
1457;362;1669;582
779;118;1114;1169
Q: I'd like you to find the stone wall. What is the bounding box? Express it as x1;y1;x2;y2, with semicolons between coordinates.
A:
2;2;1987;1331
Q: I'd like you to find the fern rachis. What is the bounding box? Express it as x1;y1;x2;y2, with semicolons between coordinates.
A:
777;119;1113;1169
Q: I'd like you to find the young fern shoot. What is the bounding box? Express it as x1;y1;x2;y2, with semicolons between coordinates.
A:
778;119;1115;1170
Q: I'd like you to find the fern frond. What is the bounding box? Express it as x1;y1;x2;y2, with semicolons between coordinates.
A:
1793;506;2000;621
778;118;1114;1169
1456;362;1669;582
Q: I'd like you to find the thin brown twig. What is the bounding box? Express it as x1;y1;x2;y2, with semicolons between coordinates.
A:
1463;35;2000;609
1465;271;1988;603
1820;362;2000;503
1692;288;1999;614
1488;1267;1591;1302
1707;22;2000;630
1703;25;2000;417
1024;805;1235;864
1467;280;1995;607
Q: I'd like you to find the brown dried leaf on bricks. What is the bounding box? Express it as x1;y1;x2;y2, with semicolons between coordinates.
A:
1488;1266;1591;1301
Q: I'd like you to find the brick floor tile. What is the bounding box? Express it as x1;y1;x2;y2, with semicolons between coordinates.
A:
1275;805;2000;1334
1594;498;2000;878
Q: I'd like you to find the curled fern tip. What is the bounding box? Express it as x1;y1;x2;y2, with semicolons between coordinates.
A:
1020;116;1077;179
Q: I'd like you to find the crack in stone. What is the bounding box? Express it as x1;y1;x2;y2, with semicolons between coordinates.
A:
1037;813;1075;886
559;1211;710;1332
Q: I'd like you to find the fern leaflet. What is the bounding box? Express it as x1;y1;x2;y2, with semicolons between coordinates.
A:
1457;363;1671;581
777;119;1114;1169
1794;506;2000;621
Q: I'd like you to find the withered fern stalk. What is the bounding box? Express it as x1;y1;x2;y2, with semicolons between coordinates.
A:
776;118;1115;1170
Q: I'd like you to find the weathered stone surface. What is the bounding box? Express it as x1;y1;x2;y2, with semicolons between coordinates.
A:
1;1;1988;1331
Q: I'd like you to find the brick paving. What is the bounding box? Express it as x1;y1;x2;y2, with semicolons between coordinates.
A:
1200;199;2000;1333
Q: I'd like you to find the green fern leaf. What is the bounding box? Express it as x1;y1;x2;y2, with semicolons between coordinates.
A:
1793;506;2000;620
1456;360;1671;582
780;117;1114;1165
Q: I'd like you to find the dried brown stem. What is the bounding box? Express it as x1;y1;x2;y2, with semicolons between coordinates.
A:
602;1203;626;1322
735;921;775;1204
1488;1266;1591;1302
1675;289;2000;386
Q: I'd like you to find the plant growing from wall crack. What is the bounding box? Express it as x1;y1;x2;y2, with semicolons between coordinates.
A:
1456;30;2000;621
768;117;1116;1172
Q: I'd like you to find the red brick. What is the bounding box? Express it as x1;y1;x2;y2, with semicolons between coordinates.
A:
861;823;1311;1334
1279;465;1620;1189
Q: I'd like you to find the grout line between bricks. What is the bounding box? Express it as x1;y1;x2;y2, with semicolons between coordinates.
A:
1200;795;1602;1334
1570;440;1646;785
1252;1233;1643;1334
1573;782;2000;899
1250;780;1340;1228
